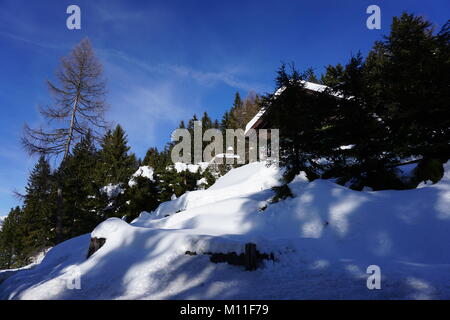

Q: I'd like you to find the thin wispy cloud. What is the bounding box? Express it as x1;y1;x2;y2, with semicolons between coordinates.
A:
93;3;146;23
104;49;267;92
102;57;195;153
107;83;193;153
0;31;61;50
100;47;270;156
167;64;267;92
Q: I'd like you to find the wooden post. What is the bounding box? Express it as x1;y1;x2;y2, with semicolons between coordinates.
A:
245;243;257;271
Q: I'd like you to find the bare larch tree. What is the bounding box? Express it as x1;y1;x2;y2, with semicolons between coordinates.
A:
22;38;109;243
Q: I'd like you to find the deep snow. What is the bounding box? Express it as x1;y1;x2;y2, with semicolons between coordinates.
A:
1;161;450;300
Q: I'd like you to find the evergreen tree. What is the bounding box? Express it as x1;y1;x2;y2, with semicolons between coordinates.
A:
60;132;102;237
264;63;328;181
187;114;199;133
229;92;244;129
327;53;397;189
304;67;320;83
365;13;450;163
220;111;231;133
122;176;160;222
201;112;213;130
0;207;26;268
21;156;56;249
320;63;344;87
93;125;138;219
96;125;138;186
143;147;160;169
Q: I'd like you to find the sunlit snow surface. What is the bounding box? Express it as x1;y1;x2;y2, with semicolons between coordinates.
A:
1;162;450;300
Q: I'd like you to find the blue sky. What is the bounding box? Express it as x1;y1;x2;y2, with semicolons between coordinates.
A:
0;0;448;217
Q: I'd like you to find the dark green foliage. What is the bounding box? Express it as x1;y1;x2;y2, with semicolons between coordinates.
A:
143;147;168;171
320;64;344;87
220;111;232;132
1;158;56;268
0;157;57;268
0;207;27;268
201;112;213;130
271;184;294;203
229;92;244;129
96;125;138;186
265;13;449;190
59;132;103;239
304;67;320;83
157;167;202;201
365;13;450;161
202;168;217;187
21;156;56;249
122;176;159;222
413;158;445;185
263;63;333;181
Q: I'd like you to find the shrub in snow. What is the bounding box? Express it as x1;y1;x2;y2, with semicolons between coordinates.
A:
413;158;444;185
129;166;154;187
271;184;294;203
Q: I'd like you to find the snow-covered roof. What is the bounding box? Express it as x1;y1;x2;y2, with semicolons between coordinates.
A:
244;81;337;135
244;108;267;135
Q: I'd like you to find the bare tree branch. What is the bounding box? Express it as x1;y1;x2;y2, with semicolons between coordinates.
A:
22;38;111;244
23;38;110;159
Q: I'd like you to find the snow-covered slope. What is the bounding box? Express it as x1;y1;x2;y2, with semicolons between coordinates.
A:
1;162;450;300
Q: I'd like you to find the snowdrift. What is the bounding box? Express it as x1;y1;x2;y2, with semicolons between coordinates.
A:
1;162;449;300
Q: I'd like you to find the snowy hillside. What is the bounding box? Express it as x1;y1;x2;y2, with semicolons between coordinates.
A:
1;161;450;300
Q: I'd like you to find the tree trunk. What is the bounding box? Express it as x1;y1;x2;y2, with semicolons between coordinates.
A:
56;93;80;244
55;177;64;244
